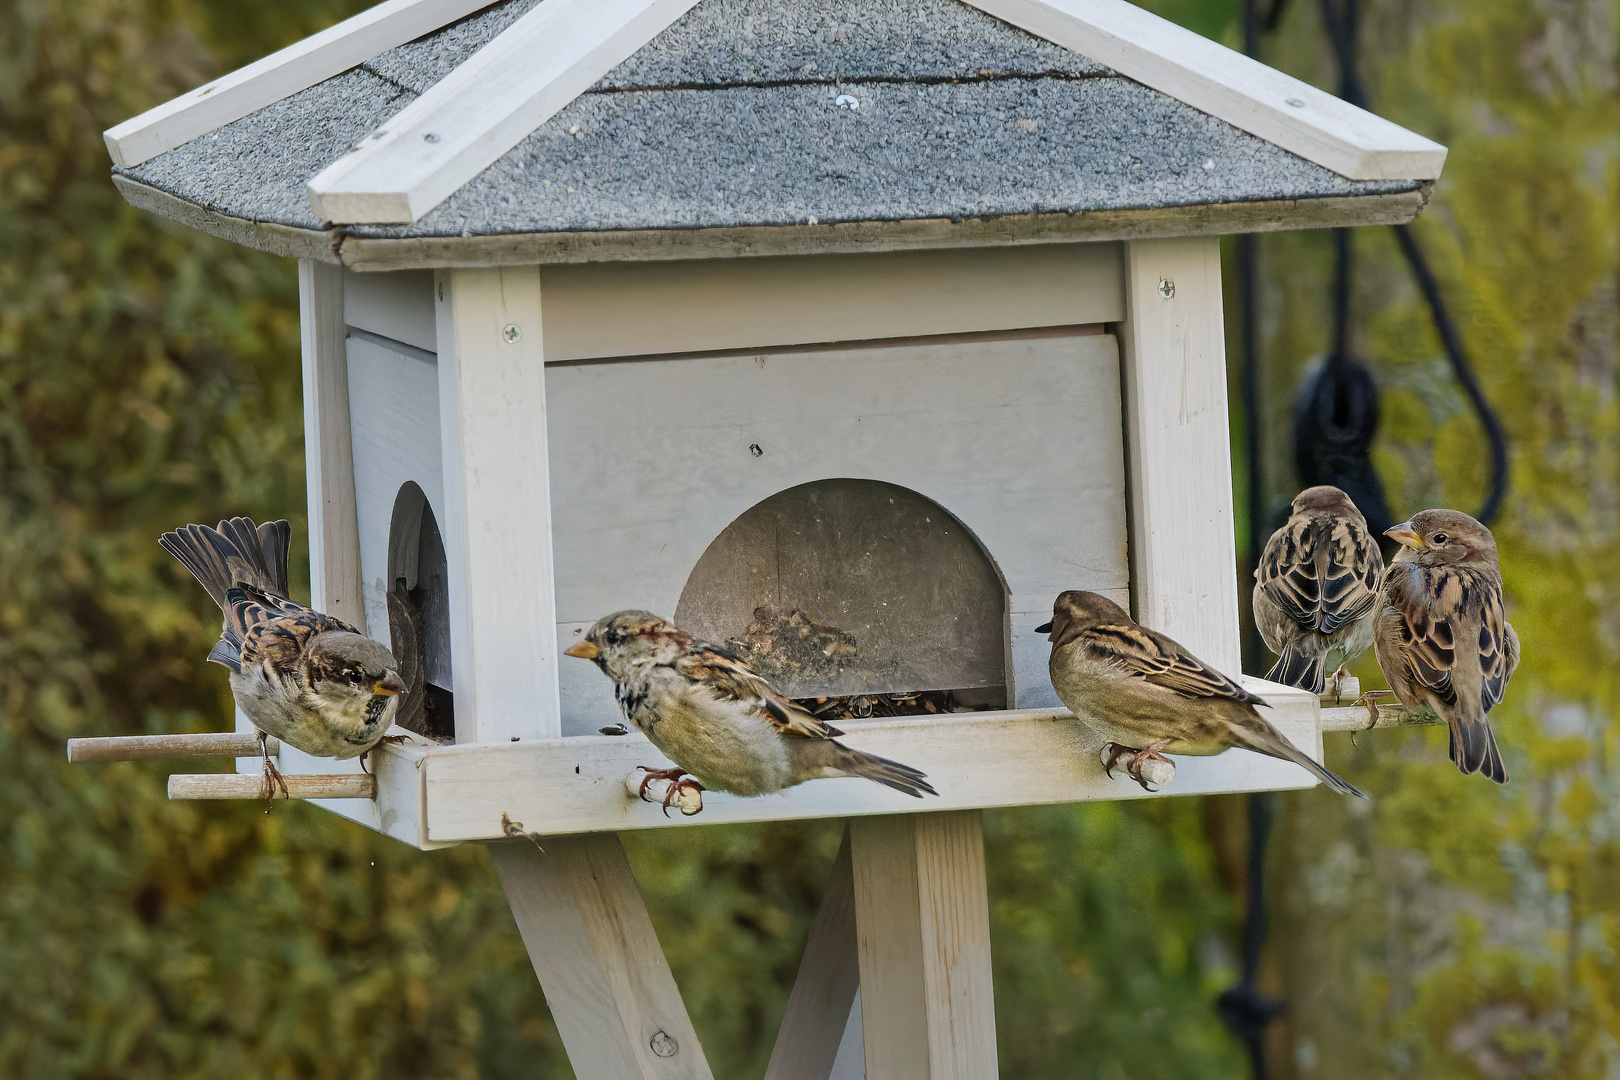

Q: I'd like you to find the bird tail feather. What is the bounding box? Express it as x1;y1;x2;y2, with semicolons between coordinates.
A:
1238;724;1365;798
159;517;291;610
823;741;937;799
1264;648;1326;694
1449;716;1508;785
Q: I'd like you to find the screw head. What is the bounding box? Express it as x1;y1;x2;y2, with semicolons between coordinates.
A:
423;132;440;143
1157;278;1176;300
501;323;522;344
649;1030;678;1058
1285;97;1306;108
748;443;764;458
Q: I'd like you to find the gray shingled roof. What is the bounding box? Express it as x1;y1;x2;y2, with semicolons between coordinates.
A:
118;0;1421;239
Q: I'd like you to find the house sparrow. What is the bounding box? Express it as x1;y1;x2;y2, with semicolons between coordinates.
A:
160;518;405;797
1253;485;1385;693
1373;510;1517;784
564;611;936;811
1038;591;1363;796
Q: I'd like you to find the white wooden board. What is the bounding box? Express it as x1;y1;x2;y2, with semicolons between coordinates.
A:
344;268;437;353
104;0;497;167
546;332;1130;733
345;330;447;639
401;678;1322;844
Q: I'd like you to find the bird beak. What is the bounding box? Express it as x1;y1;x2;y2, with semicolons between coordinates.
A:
564;640;600;660
373;672;406;696
1034;621;1053;635
1385;521;1423;549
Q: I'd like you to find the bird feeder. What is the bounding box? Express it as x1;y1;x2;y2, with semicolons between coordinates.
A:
94;0;1445;1074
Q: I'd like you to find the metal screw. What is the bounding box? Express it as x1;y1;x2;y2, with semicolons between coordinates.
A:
1285;97;1306;108
423;132;440;143
649;1030;678;1058
748;443;764;458
1157;278;1175;300
501;324;522;343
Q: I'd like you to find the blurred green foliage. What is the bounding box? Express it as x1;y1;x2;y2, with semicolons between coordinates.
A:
0;0;1614;1078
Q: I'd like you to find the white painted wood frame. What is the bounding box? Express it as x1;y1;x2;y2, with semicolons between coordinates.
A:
103;0;497;167
766;831;862;1080
850;811;997;1080
488;834;714;1080
306;0;704;224
299;260;367;629
1118;236;1244;675
416;683;1320;843
964;0;1445;180
434;266;562;743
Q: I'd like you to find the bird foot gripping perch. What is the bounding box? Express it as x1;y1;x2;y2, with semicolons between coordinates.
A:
631;767;704;816
1101;741;1176;791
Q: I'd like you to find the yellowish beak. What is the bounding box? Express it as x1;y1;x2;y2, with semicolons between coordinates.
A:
564;640;601;660
1385;522;1423;549
372;672;406;696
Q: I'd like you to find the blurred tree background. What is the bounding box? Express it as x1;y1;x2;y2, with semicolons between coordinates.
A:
0;0;1613;1077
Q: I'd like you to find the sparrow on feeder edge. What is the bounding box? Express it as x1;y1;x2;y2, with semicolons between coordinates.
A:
1038;591;1364;797
1253;485;1385;694
1370;509;1517;784
160;518;406;801
565;610;937;814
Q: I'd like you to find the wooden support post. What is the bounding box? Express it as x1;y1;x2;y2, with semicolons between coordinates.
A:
766;830;861;1080
1119;236;1243;674
435;266;561;744
849;811;997;1080
488;834;712;1080
299;259;366;630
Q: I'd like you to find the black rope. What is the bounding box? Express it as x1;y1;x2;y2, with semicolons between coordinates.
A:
1223;6;1286;1076
1312;0;1509;525
1216;792;1285;1080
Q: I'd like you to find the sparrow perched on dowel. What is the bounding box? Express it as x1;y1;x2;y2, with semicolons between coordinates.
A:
161;518;406;799
1038;591;1363;797
1371;509;1517;784
1253;485;1385;694
564;610;936;814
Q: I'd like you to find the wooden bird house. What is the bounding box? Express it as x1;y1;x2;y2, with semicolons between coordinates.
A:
94;0;1445;1074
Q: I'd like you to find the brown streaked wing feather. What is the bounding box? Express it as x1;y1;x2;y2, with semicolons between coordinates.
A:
1478;591;1512;712
1259;516;1381;634
1318;519;1382;634
229;587;356;674
1078;623;1264;705
674;646;841;740
1386;567;1460;708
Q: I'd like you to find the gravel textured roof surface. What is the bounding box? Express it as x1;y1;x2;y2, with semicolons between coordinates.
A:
120;0;1420;237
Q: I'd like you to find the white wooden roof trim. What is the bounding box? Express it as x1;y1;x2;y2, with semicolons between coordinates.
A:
305;0;702;224
102;0;498;168
966;0;1446;181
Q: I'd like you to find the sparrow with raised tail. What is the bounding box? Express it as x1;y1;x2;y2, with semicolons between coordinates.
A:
1254;485;1385;693
1373;509;1517;784
161;518;406;797
564;610;936;811
1038;591;1363;796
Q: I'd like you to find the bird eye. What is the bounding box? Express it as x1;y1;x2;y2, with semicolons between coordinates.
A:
1432;532;1448;544
606;627;626;646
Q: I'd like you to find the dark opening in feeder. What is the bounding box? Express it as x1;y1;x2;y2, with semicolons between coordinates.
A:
674;479;1008;709
387;481;455;741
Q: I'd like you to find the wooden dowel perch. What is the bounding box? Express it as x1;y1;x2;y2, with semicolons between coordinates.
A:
1321;701;1438;733
168;773;377;800
68;732;279;763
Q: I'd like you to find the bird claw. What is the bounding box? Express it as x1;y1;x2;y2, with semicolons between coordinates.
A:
1352;690;1397;727
1100;741;1174;791
634;767;704;816
259;756;289;809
